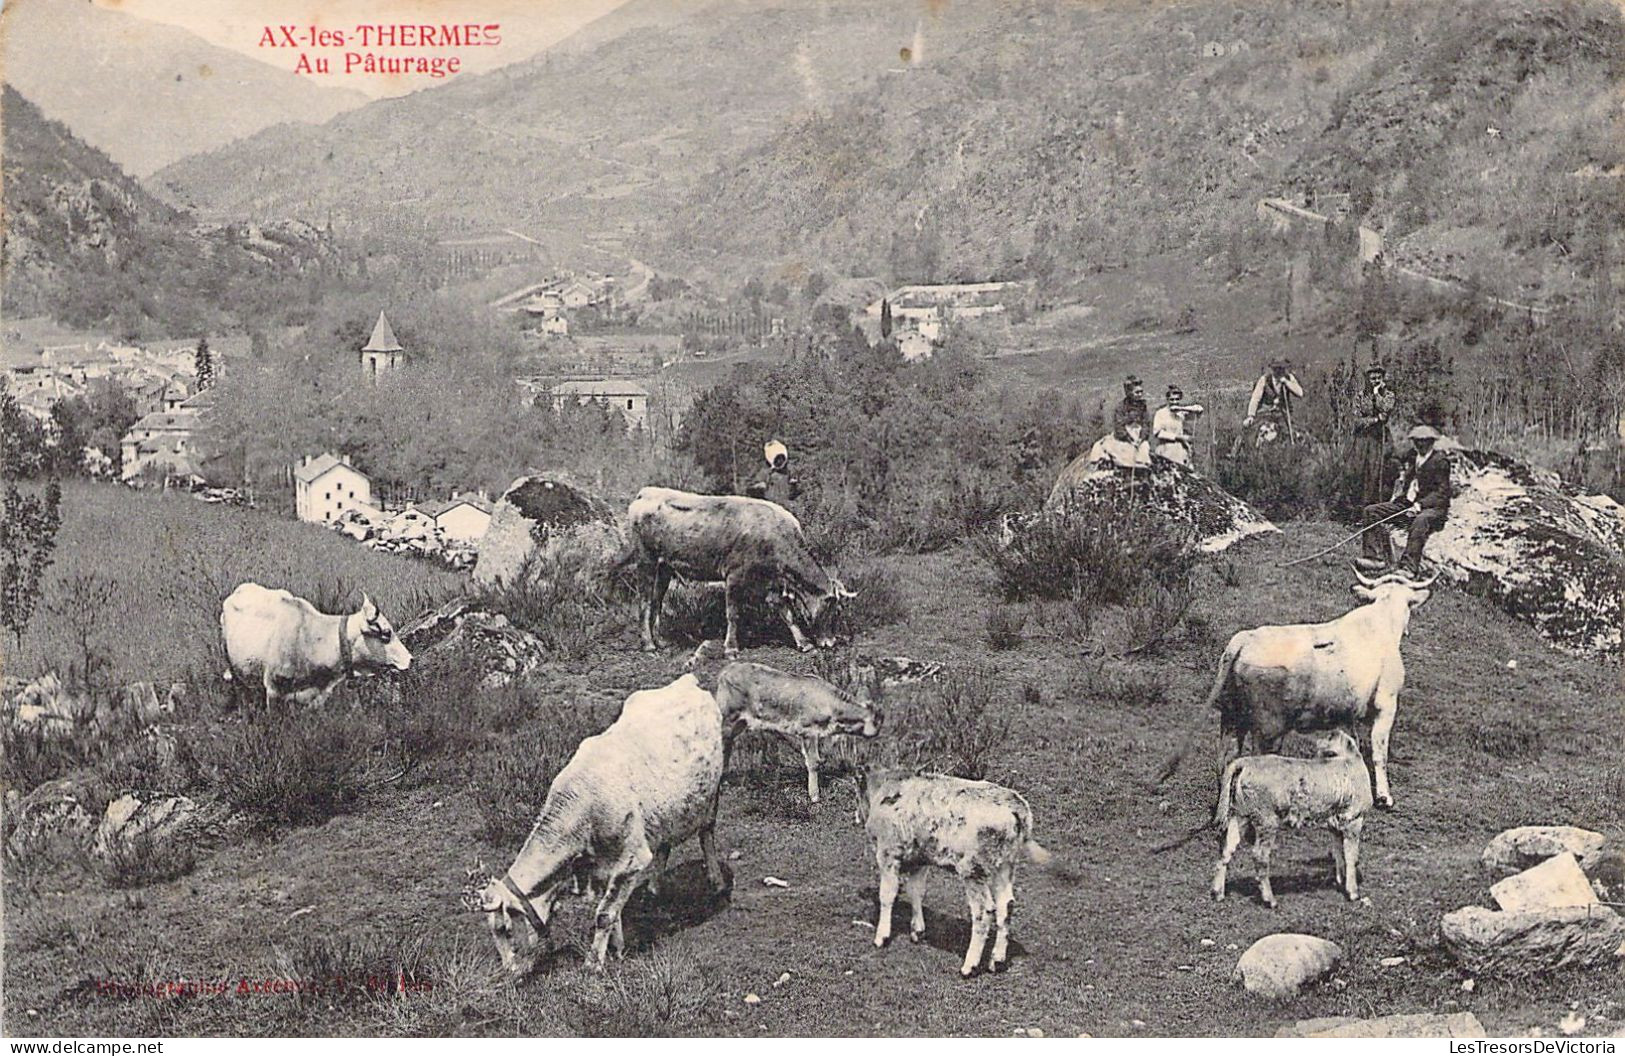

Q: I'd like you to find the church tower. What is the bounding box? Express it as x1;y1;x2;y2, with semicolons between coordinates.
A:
359;311;404;381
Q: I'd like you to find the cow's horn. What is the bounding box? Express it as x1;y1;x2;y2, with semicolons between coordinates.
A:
1351;565;1380;587
1413;571;1440;589
361;592;375;613
832;578;857;600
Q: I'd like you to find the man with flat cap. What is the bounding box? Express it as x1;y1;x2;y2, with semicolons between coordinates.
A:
1358;424;1451;577
1351;363;1397;504
1113;375;1150;435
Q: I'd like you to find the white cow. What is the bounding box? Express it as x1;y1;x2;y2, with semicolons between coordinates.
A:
464;674;726;975
1158;568;1435;808
714;660;880;804
219;583;411;706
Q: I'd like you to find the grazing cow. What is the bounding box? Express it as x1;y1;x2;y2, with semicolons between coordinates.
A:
714;661;880;804
621;487;853;657
1158;568;1435;808
1210;728;1373;907
857;768;1051;977
463;674;726;975
219;583;410;706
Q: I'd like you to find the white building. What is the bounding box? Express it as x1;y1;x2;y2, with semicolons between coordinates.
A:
294;452;373;524
417;492;494;542
550;378;650;431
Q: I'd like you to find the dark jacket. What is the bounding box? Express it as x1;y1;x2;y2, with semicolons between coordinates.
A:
1392;449;1452;512
747;466;800;506
1112;397;1149;433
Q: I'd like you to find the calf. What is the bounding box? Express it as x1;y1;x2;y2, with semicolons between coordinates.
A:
1210;728;1373;908
463;674;726;975
714;661;880;804
856;768;1050;977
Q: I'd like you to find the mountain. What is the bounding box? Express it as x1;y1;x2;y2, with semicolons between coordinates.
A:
2;86;344;338
2;0;368;177
151;0;997;249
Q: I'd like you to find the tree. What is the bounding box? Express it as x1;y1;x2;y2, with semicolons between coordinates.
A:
195;335;215;389
1;481;62;648
880;298;894;339
2;392;50;479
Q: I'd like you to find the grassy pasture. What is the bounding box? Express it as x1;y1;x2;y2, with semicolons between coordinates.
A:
4;497;1622;1037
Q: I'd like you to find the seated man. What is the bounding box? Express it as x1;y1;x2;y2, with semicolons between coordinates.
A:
1088;421;1152;471
746;439;801;507
1358;425;1451;577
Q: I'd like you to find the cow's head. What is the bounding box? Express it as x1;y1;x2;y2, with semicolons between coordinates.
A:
1311;728;1361;761
351;594;412;672
780;577;857;651
462;866;551;978
833;655;882;738
1350;568;1438;608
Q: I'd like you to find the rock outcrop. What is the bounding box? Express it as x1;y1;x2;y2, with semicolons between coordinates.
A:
3;778;94;862
1276;1013;1486;1038
1043;454;1278;554
397;598;549;687
1413;449;1625;656
1233;934;1342;998
473;475;622;587
1490;853;1597;912
91;793;199;882
1481;825;1608;878
1441;904;1625;976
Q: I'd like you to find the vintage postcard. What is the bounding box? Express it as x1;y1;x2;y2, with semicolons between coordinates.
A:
2;0;1623;1042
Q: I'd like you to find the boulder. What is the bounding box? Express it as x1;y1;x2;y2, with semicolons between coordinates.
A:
1232;934;1342;998
1482;825;1608;877
472;475;622;587
1276;1013;1486;1038
1043;454;1278;554
8;673;90;736
1581;842;1625;903
1441;904;1625;976
1414;450;1625;656
91;793;198;879
3;778;94;862
398;598;549;687
1490;853;1597;912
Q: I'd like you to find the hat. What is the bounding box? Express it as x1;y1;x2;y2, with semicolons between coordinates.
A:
1365;364;1387;377
764;440;788;464
1166;385;1184;401
1407;425;1441;441
1270;357;1291;369
1123;374;1142;395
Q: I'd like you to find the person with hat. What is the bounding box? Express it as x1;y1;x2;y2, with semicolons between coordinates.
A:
1243;358;1304;438
1357;424;1451;577
1113;375;1150;435
746;439;801;508
1352;364;1397;504
1152;384;1204;466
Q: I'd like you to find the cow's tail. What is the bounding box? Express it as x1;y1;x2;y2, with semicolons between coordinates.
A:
1150;635;1241;788
1016;803;1076;879
1213;757;1245;828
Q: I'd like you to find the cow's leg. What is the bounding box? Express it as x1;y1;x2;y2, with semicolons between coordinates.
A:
799;736;823;804
1342;818;1364;901
645;847;669;899
1370;699;1397;809
722;576;742;658
874;856;901;947
904;869;927;942
1211;818;1242;901
777;597;813;652
990;868;1015;971
590;869;643;970
961;883;993;977
1251;823;1279;909
646;564;673;652
699;821;725;890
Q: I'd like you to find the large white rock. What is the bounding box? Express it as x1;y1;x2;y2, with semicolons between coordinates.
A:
1233;934;1342;999
1043;454;1278;554
1277;1012;1487;1038
1490;853;1598;912
1412;450;1625;657
1442;904;1625;976
92;793;199;881
472;474;622;587
1482;825;1609;877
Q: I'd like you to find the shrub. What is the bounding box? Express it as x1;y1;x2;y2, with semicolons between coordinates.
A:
979;497;1195;607
984;606;1027;651
835;563;909;636
885;667;1011;780
1214;432;1365;522
272;929;430;1005
566;948;720;1036
1119;572;1196;656
471;540;629;659
467;700;609;846
94;825;196;889
193;709;374;826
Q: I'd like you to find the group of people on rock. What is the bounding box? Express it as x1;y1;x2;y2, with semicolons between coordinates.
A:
1095;375;1207;469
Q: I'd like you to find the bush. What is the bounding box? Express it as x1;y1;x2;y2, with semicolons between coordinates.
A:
885;667;1011;780
193;709;374;826
473;542;630;659
272;929;430;1005
835;563;909;636
567;949;720;1036
467;700;610;846
94;825;196;889
979;497;1196;607
1214;433;1365;522
984;606;1027;651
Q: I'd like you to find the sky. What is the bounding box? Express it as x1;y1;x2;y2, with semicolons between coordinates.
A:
59;0;631;97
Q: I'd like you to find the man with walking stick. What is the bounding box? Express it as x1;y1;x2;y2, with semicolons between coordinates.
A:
1356;425;1452;578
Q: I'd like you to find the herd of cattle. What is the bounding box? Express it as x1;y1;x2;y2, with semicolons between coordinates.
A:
215;486;1440;977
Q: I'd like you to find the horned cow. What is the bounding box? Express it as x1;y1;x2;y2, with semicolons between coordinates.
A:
857;768;1051;977
219;582;410;706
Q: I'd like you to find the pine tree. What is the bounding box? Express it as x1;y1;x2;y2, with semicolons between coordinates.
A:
880;298;894;339
195;336;215;389
1;481;62;648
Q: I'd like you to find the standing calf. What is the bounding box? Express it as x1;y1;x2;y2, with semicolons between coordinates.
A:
857;768;1050;977
1210;728;1373;908
714;661;879;804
